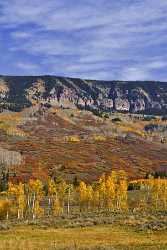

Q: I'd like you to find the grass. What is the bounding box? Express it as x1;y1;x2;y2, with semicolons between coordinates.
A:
0;224;166;249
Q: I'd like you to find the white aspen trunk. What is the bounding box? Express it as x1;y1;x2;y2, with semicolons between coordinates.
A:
48;197;51;216
6;211;9;220
28;195;30;210
32;193;36;220
18;209;20;220
67;188;70;215
33;213;35;220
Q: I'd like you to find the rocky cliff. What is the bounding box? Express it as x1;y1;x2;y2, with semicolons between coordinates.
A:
0;75;167;115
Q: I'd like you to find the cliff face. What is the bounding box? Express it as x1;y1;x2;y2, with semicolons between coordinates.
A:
0;75;167;114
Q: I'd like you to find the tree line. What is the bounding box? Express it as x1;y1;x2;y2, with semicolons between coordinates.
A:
0;170;166;220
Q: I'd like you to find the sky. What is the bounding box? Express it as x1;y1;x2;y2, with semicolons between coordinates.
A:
0;0;167;81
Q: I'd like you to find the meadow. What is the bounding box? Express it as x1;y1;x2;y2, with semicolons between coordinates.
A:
0;223;167;250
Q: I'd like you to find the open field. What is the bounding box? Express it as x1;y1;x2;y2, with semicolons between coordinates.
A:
0;224;167;250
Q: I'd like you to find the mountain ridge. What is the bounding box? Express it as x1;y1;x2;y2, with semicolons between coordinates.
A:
1;74;167;83
0;75;167;115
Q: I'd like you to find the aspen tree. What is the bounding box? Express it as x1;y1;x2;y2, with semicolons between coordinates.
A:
86;185;93;211
24;182;31;218
110;171;119;210
147;176;154;208
139;181;148;211
163;179;167;210
156;179;167;210
28;179;44;219
17;183;25;219
105;175;115;211
47;178;57;216
98;174;107;210
119;179;128;211
78;181;87;211
67;184;73;215
92;187;100;211
0;199;11;219
33;199;44;218
56;179;67;213
53;197;63;216
49;178;63;216
151;178;161;210
8;182;19;218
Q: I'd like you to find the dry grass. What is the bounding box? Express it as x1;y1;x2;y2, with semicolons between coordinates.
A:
0;224;166;249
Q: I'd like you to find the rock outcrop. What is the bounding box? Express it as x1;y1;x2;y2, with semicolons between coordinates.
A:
0;75;167;115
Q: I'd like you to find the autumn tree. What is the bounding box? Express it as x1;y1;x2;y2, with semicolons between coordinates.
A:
7;182;26;219
28;179;44;219
67;184;74;215
78;181;88;212
47;177;57;216
98;174;107;210
116;170;128;211
56;179;68;214
105;175;116;211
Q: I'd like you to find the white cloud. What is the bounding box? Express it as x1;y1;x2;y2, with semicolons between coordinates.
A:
120;67;151;81
146;61;167;70
16;62;40;74
1;0;167;79
1;0;167;32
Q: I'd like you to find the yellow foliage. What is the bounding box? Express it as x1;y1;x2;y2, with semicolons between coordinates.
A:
7;182;26;219
97;171;128;211
93;135;106;141
48;178;57;196
65;135;80;142
2;173;167;220
129;178;167;210
33;200;44;218
53;198;63;216
28;179;44;219
0;113;26;137
0;200;11;219
78;181;94;211
29;179;44;197
6;128;26;137
118;125;146;138
78;181;88;204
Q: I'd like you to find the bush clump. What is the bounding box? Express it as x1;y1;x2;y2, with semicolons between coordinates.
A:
112;117;122;123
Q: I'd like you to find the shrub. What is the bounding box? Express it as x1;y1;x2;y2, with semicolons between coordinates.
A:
0;200;11;219
144;124;167;132
93;135;106;141
162;115;167;121
65;136;80;142
112;117;122;123
103;114;109;119
142;115;156;121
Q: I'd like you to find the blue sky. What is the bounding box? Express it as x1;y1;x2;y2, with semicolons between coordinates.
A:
0;0;167;80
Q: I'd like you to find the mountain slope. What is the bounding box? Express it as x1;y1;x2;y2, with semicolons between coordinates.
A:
0;75;167;183
0;75;167;114
0;105;166;182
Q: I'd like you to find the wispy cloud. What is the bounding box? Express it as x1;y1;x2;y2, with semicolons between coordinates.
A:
11;31;33;39
0;0;167;80
16;62;39;71
120;67;151;81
